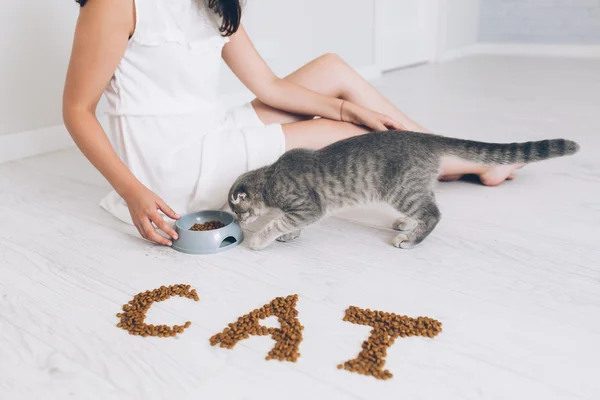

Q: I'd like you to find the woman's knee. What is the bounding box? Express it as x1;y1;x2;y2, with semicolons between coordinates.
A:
315;53;347;68
311;53;353;97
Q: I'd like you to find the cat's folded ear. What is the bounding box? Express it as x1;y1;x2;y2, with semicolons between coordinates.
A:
230;187;248;205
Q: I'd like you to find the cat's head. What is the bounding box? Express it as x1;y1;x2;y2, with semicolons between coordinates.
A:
228;172;270;226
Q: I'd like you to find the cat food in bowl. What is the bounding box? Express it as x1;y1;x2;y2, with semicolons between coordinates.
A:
172;211;243;255
189;221;226;231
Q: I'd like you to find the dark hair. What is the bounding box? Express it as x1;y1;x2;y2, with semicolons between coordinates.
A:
75;0;241;36
208;0;242;36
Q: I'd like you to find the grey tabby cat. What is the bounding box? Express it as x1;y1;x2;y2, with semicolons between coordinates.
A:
228;131;579;250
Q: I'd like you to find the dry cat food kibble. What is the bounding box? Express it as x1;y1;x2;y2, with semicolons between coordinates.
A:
116;284;200;337
189;220;226;231
338;306;442;380
210;294;303;362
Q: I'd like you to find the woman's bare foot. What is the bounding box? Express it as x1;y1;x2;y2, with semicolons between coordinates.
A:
439;156;524;186
438;164;523;186
477;164;523;186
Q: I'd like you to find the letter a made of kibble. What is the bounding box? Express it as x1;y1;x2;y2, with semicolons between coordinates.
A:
209;294;303;362
338;306;443;380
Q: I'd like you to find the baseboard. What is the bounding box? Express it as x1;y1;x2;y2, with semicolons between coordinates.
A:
0;124;74;164
441;43;600;61
476;43;600;58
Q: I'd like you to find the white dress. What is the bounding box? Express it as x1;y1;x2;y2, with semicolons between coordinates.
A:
99;0;286;225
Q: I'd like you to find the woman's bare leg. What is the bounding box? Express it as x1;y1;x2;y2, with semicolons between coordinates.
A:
252;53;521;186
252;53;428;131
282;118;370;151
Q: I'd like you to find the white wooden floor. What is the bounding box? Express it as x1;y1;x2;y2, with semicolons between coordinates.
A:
1;56;599;400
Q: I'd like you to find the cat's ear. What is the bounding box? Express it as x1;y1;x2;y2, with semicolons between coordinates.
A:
231;191;248;205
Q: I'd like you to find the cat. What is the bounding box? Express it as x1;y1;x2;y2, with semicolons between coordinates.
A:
227;131;579;250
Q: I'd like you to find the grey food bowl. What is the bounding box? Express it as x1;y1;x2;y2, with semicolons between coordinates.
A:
172;210;243;255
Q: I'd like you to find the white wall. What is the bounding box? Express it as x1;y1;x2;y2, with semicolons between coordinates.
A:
219;0;376;96
444;0;482;50
479;0;600;44
0;2;78;136
432;0;482;60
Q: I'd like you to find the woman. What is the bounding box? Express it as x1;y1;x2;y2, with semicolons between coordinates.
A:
63;0;520;246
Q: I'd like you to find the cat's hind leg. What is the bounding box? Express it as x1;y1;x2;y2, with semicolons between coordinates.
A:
389;193;441;249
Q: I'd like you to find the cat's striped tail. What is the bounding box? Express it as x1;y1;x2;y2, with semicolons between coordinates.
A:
443;137;580;165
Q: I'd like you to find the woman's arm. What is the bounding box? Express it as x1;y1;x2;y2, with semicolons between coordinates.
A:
222;25;403;131
63;0;179;245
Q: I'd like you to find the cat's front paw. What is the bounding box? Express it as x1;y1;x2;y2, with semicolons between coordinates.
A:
246;235;271;251
392;232;417;249
392;216;418;232
276;230;302;243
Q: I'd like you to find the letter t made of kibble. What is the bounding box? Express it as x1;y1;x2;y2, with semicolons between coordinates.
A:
209;295;303;362
338;306;443;380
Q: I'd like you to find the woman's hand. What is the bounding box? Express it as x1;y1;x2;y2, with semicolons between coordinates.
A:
342;101;405;132
123;184;181;246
